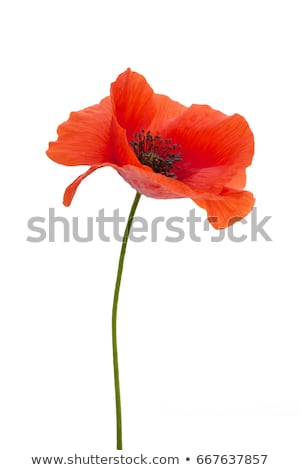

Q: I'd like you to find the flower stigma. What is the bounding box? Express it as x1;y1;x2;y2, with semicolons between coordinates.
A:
130;130;181;178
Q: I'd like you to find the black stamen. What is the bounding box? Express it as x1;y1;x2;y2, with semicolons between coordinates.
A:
130;130;181;178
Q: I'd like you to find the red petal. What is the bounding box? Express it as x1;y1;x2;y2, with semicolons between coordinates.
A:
109;94;187;168
63;165;103;206
164;105;254;179
110;69;156;140
46;97;113;166
193;188;255;229
116;164;209;199
110;117;143;166
63;162;209;206
182;165;238;193
226;169;247;190
149;94;186;133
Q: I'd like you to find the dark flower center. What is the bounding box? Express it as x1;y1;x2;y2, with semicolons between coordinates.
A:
130;130;181;178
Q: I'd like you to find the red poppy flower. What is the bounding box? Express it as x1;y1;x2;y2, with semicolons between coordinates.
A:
47;69;255;229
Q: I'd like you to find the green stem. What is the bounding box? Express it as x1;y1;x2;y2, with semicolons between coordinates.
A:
112;191;141;450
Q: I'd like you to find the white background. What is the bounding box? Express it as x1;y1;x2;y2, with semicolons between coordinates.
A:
1;1;299;468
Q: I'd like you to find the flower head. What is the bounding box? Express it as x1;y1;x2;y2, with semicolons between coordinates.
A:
46;69;255;228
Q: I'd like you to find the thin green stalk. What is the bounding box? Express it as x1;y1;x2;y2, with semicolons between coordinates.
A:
112;191;141;450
